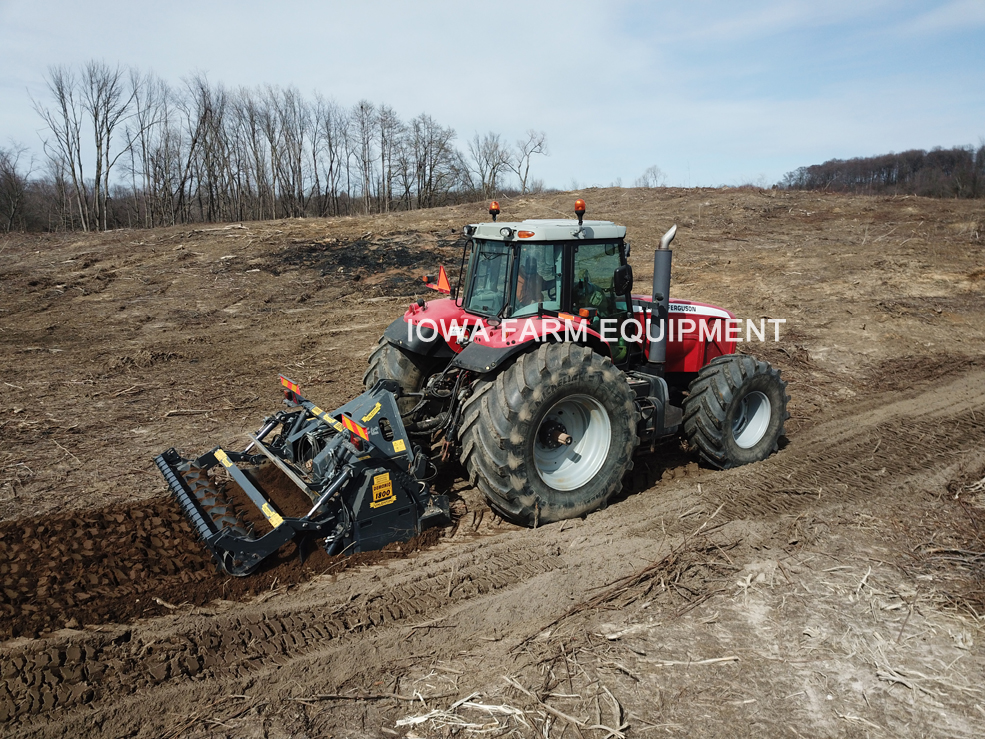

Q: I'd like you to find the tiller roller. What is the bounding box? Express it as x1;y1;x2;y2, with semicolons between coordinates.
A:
155;376;450;576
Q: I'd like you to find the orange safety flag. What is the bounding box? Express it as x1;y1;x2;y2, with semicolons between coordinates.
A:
341;415;370;441
436;265;451;293
424;266;452;294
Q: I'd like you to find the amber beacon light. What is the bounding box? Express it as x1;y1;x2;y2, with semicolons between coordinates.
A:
574;199;586;225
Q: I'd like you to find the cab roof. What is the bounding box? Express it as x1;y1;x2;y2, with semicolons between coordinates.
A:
469;218;627;242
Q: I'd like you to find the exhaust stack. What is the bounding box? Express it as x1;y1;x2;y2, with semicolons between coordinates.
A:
647;224;677;374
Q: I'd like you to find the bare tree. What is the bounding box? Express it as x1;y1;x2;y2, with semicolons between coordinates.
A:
34;62;137;231
352;101;377;212
82;61;137;230
33;65;89;230
232;88;271;220
635;165;666;188
314;95;350;216
148;84;189;226
409;114;457;209
0;145;33;231
274;86;313;218
27;63;556;229
508;130;548;195
376;105;405;213
125;69;172;227
467;132;509;198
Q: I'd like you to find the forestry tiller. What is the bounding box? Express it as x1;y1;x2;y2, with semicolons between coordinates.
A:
155;378;450;575
158;199;789;575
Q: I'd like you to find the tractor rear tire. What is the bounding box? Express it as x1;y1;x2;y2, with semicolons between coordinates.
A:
460;343;638;526
363;338;429;414
683;354;789;469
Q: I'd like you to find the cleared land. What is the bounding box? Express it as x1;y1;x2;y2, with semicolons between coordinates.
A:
1;188;984;737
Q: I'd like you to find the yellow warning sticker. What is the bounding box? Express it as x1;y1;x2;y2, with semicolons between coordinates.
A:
261;502;284;528
392;438;406;453
361;402;382;423
214;449;233;468
370;472;396;508
311;405;345;433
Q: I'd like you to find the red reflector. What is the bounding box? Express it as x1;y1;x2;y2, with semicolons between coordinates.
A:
341;415;370;441
517;230;535;239
279;375;300;394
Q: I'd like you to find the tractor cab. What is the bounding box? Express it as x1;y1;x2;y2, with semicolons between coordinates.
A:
457;201;636;356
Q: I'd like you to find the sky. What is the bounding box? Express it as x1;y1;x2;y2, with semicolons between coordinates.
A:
1;0;983;189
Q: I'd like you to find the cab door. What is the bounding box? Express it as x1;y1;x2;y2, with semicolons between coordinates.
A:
570;241;633;361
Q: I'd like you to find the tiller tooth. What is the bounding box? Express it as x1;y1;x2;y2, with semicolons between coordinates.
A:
155;449;219;541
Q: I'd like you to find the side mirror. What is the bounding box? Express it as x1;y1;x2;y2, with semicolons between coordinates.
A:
613;264;633;295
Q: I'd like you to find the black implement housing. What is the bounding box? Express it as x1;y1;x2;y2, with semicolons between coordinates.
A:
155;378;449;576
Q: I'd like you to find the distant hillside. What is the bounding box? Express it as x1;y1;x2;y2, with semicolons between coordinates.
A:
781;145;985;198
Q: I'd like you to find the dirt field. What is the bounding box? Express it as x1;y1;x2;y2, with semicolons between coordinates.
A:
2;188;984;737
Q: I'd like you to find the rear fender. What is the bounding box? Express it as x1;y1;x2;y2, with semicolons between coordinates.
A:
384;297;479;359
383;316;455;359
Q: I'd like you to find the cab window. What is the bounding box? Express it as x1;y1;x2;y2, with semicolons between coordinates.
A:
572;242;622;318
463;240;511;316
513;242;563;317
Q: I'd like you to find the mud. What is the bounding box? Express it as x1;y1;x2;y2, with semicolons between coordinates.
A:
0;463;452;643
2;189;985;737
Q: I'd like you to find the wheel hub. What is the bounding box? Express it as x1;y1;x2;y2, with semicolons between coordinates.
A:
533;395;612;491
731;391;772;449
539;419;573;450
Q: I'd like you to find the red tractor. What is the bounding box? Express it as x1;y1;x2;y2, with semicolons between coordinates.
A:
365;200;789;526
157;199;789;574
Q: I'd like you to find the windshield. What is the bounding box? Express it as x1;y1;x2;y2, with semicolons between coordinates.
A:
513;241;563;317
464;239;565;318
463;240;511;316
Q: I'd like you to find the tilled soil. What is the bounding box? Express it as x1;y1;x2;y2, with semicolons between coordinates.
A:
1;188;984;737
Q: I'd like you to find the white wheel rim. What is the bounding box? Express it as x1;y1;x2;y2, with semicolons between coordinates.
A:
732;391;771;449
533;394;612;491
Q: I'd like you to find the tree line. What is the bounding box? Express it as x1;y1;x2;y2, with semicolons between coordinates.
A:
780;145;985;198
0;61;549;232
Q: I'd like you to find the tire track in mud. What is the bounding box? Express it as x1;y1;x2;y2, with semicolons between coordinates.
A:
4;370;985;727
1;540;563;723
697;371;985;520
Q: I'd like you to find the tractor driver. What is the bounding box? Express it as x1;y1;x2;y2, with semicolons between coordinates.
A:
515;256;544;309
573;271;616;317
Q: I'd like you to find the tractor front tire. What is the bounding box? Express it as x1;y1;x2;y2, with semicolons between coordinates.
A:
460;343;638;526
683;354;789;469
363;338;429;414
